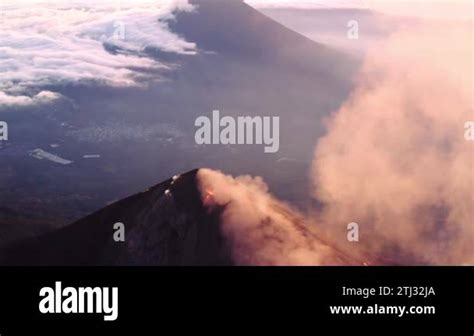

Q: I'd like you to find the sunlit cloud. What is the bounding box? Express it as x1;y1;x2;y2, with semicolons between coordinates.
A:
0;0;197;108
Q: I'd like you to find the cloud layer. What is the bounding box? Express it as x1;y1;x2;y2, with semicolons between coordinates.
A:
0;90;62;107
0;0;196;107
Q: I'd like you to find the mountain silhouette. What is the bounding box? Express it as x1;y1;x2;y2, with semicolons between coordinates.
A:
0;170;234;265
1;169;366;265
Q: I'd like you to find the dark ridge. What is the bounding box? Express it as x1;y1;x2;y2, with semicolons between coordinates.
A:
0;169;233;266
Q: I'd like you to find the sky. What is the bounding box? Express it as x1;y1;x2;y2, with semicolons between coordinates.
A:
245;0;473;20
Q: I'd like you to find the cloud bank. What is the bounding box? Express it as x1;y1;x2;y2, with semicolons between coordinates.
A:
0;0;196;107
0;90;62;107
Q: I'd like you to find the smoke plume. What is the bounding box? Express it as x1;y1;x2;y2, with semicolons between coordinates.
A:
312;23;473;265
197;22;472;266
197;169;360;266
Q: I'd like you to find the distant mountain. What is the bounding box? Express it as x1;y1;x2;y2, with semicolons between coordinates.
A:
172;0;352;63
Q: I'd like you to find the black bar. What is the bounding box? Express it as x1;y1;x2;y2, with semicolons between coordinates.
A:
0;267;472;335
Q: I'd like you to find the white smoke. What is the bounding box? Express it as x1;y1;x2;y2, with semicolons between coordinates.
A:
312;22;473;265
197;169;361;266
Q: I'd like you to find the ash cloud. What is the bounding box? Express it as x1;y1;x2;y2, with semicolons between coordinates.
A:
312;23;473;265
197;169;360;266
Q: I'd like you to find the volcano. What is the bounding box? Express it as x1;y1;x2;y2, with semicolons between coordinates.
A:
1;169;363;266
0;170;229;265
